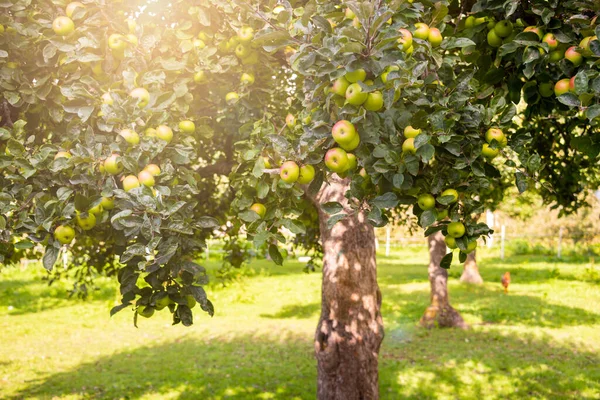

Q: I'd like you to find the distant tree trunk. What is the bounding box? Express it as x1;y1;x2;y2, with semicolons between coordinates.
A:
460;249;483;284
314;176;384;400
420;231;467;329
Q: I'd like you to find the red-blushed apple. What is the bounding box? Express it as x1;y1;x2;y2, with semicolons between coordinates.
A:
428;28;443;47
345;83;368;105
144;164;161;176
250;203;266;218
569;76;576;92
54;225;75;244
542;33;558;50
554;78;570;96
280;161;300;183
524;26;543;40
156;125;173;142
447;221;466;238
297;165;315;184
402;138;416;154
331;120;358;145
123;175;141;192
138;170;155;187
485;128;507;147
324;148;349;173
414;23;430;40
329;76;350;97
397;28;413;51
565;46;583;66
285;113;296;128
104;154;123;175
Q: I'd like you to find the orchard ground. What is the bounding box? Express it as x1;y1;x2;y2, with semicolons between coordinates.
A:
1;247;599;399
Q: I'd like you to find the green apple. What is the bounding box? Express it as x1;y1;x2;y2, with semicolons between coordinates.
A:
548;48;564;62
464;16;475;29
428;27;443;47
447;221;466;238
579;36;597;57
381;66;399;84
402;138;416;154
285;113;296;128
52;16;75;36
440;188;459;203
137;305;155;318
485;128;507;147
345;69;367;83
186;295;197;309
364;91;383;111
414;23;430;40
65;2;84;18
494;20;513;38
76;212;96;231
554;79;570;96
539;82;554;97
179;120;195;133
331;120;358;145
542;33;558;50
418;194;435;210
119;128;140;145
463;240;478;254
445;236;457;249
129;87;150;108
280;161;300;183
565;46;583;66
340;134;360;151
108;33;127;51
104;154;123;175
54;225;75;244
487;29;503;47
156;125;173;142
241;51;259;65
194;71;207;83
100;197;115;210
324;148;349;173
482;143;500;159
296;165;314;184
144;164;161;176
437;209;449;220
524;26;543;40
240;72;255;85
330;77;350;97
345;153;358;171
345;83;368;105
404;126;422;138
225;92;239;104
238;26;254;42
235;43;251;58
123;175;140;192
54;151;72;160
250;203;266;218
397;28;413;51
155;294;172;310
138;170;155;187
262;157;272;169
145;128;157;137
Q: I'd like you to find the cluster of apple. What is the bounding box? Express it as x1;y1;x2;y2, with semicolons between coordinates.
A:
411;23;443;48
53;197;114;244
481;127;507;159
400;125;422;155
51;2;83;36
324;120;360;174
137;293;198;318
482;19;515;48
328;69;384;111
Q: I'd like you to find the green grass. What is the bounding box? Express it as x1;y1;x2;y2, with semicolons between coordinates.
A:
1;247;599;399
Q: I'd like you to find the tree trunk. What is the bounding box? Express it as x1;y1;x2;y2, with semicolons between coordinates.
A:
420;231;467;329
460;249;484;284
314;176;384;400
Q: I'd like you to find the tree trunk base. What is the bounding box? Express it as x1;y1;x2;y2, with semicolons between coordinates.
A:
459;268;484;284
420;304;467;329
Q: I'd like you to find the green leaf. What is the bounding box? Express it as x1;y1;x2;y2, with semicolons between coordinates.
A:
372;192;399;209
442;37;475;49
269;244;284;266
515;172;528;193
458;251;467;263
239;210;260;223
586;105;600;121
279;219;306;234
196;216;220;228
321;202;343;215
440;252;453;269
419;210;437;228
557;93;580;107
43;245;60;271
327;213;347;229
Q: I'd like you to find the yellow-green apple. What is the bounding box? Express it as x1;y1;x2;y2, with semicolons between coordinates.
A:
123;175;141;192
579;36;597;57
297;165;315;184
330;76;350;97
52;16;75;36
381;66;399;84
144;164;161;176
404;126;422;138
65;2;84;17
179;120;195;133
280;161;300;183
238;26;254;42
137;306;154;318
413;23;430;40
240;72;255;85
156;125;173;142
88;203;103;215
324;148;349;173
126;34;138;46
447;221;466;238
100;197;115;210
565;46;583;66
54;151;72;160
101;92;113;105
250;203;266;218
145;128;157;137
463;240;477;253
340;134;360;151
542;33;558;50
76;212;96;230
331;120;358;145
194;71;207;83
262;157;272;168
129;87;150;108
397;28;413;51
54;225;75;244
345;153;357;171
186;295;197;308
285;113;296;128
119;128;140;145
524;26;543;40
193;39;206;49
464;16;475;29
402;138;416;154
485;128;507;147
345;69;366;83
554;78;570;96
364;91;383;111
225;92;239;104
235;43;250;58
418;194;435;210
345;83;368;105
428;28;443;47
445;236;457;249
108;33;127;51
138;170;155;187
482;143;500;159
487;29;502;47
155;295;172;310
440;188;459;203
548;48;564;62
539;82;554;97
494;20;513;37
104;154;123;175
437;209;449;220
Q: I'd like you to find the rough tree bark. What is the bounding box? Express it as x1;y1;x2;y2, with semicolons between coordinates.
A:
420;231;467;329
460;249;484;284
313;176;384;400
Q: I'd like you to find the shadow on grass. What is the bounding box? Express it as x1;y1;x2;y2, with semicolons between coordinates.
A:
9;329;600;400
260;303;320;319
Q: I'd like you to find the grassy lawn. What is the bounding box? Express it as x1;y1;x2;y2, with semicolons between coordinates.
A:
1;246;599;399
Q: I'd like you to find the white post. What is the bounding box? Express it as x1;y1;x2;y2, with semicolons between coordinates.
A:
385;225;391;257
486;210;495;248
206;241;210;260
500;225;506;260
375;236;379;252
557;226;563;258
